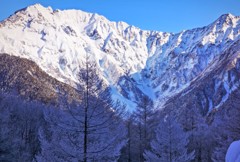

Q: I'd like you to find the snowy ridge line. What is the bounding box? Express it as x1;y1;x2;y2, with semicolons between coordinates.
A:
0;4;240;110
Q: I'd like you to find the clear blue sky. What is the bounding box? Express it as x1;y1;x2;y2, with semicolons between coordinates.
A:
0;0;240;33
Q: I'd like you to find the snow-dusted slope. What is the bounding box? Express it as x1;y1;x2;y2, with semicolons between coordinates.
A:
145;13;240;106
0;4;240;110
226;140;240;162
0;4;165;82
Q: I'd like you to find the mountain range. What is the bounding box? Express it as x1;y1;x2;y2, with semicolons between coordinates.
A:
1;4;240;114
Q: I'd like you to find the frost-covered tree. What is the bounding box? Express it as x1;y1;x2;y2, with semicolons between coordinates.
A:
37;100;127;162
37;48;127;162
177;100;213;162
0;93;43;162
118;114;133;162
211;120;231;162
132;96;155;162
144;114;194;162
0;95;14;161
212;91;240;162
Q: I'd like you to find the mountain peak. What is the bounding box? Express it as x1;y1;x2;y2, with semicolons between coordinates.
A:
215;13;236;26
220;13;235;20
14;3;53;15
26;3;53;16
27;3;47;9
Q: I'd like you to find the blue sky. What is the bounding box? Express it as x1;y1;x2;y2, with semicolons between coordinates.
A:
1;0;240;33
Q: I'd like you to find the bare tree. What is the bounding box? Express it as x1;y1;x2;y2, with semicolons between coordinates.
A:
144;114;195;162
37;48;127;161
132;96;155;162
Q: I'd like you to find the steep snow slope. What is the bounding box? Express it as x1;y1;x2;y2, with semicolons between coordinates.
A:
0;4;240;110
162;39;240;115
0;4;167;110
145;13;240;106
0;4;164;82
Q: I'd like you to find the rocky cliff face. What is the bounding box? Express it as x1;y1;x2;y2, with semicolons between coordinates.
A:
163;39;240;115
0;4;240;112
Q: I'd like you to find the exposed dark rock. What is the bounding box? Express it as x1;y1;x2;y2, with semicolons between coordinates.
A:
0;53;80;104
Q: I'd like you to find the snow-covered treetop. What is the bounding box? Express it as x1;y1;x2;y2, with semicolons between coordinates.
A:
225;140;240;162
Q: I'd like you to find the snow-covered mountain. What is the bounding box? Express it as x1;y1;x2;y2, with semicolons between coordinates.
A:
1;4;240;111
